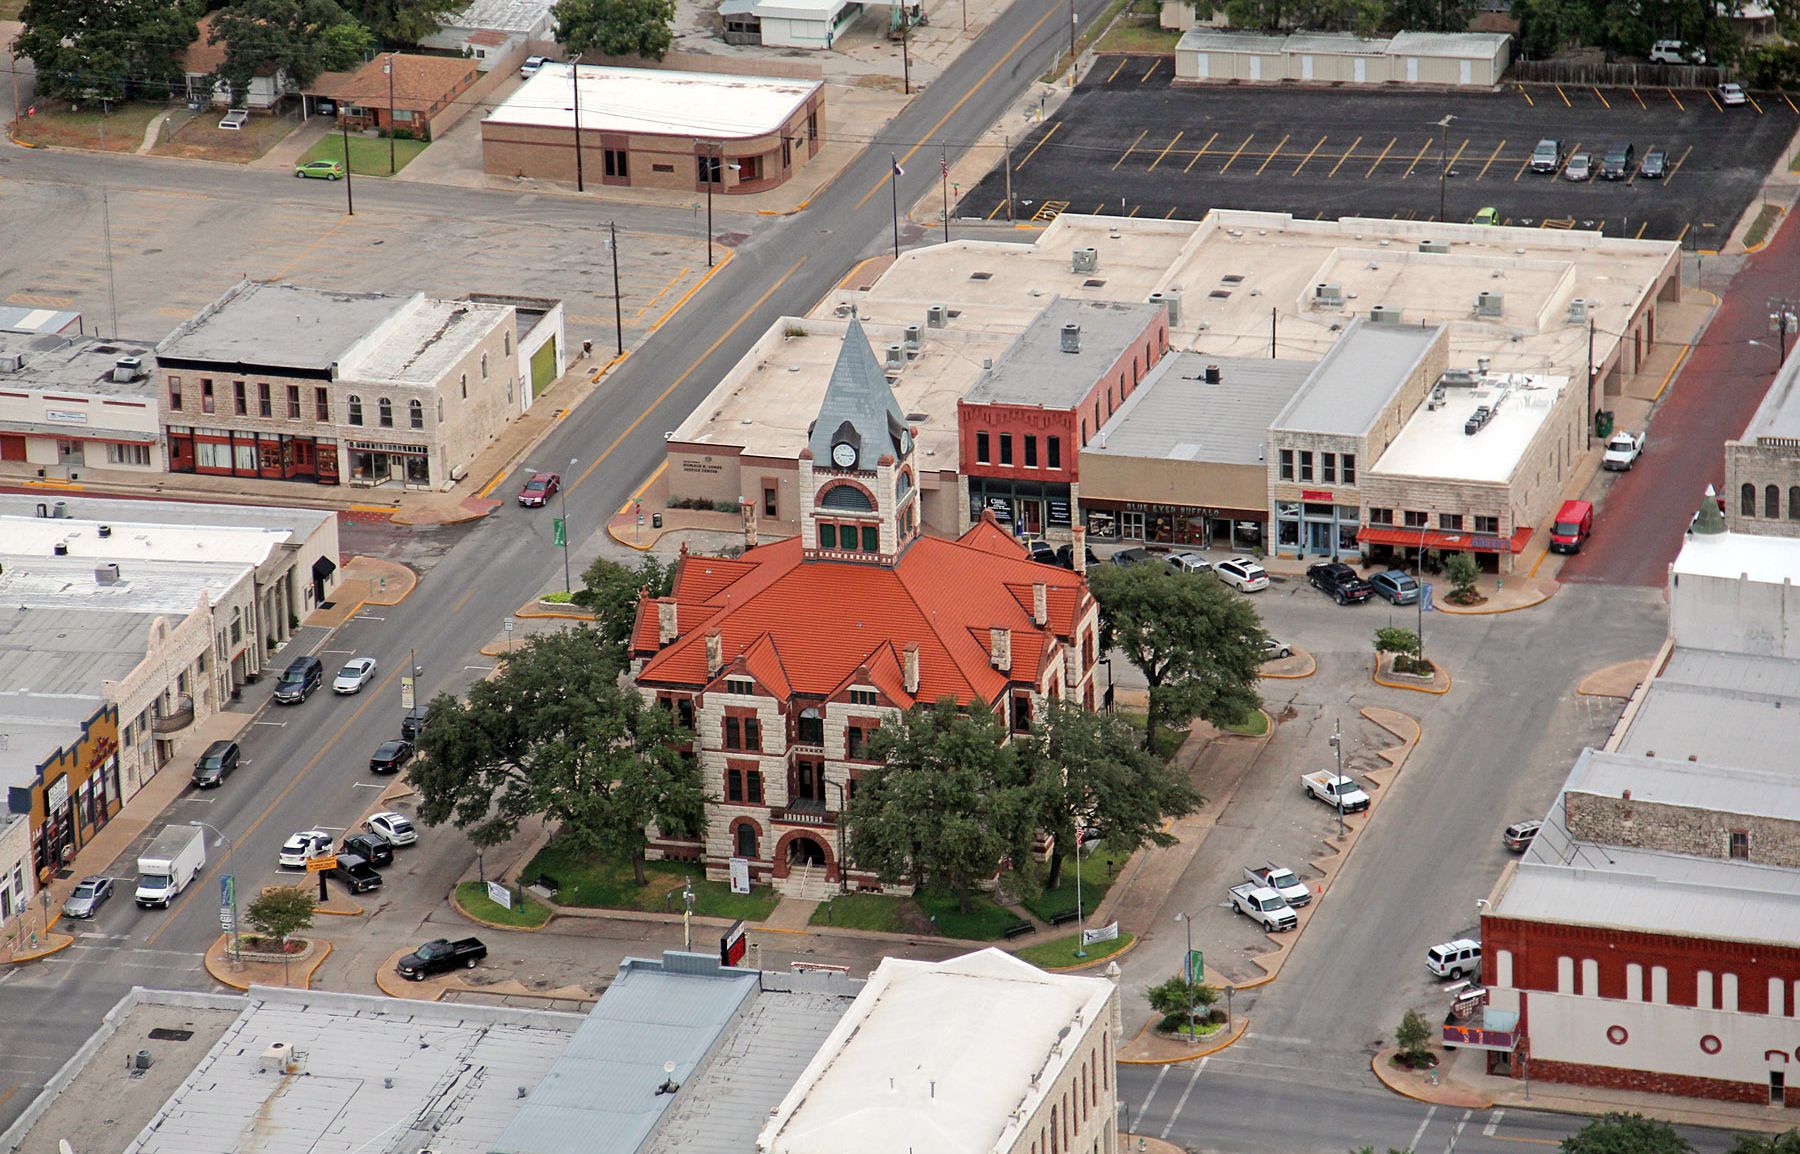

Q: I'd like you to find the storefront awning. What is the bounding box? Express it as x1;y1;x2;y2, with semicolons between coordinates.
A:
1357;525;1534;554
312;556;338;581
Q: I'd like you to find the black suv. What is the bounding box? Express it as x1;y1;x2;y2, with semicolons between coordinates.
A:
340;831;394;867
1307;562;1375;605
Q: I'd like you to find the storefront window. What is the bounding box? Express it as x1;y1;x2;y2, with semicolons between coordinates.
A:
405;455;430;486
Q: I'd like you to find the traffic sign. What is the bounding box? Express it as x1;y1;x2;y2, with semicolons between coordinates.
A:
305;855;338;873
220;909;235;932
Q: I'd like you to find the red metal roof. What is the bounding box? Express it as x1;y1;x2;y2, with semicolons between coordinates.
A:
1357;525;1535;554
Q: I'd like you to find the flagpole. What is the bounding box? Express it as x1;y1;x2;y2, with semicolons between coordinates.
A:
890;154;901;260
940;144;950;244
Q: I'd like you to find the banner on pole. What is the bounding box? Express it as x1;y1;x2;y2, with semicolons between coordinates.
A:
1082;922;1120;946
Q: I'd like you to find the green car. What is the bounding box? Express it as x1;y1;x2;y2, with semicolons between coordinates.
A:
1469;206;1499;226
295;159;345;180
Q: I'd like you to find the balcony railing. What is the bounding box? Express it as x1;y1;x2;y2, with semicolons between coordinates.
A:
152;693;195;734
771;804;836;827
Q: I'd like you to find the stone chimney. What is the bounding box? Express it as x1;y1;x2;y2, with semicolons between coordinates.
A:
1072;526;1088;575
903;644;920;695
656;600;678;647
1032;582;1048;627
741;499;759;549
705;630;724;677
989;627;1012;672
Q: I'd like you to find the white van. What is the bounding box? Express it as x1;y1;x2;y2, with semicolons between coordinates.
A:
1426;938;1482;979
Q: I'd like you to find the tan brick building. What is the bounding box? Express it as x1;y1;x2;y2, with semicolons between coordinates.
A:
1726;345;1800;534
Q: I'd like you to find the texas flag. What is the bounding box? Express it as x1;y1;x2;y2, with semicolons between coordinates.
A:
892;158;905;177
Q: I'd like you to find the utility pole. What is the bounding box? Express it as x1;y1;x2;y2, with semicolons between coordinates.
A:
1069;0;1079;83
1587;317;1596;445
610;221;624;355
570;55;585;192
940;144;950;243
385;54;396;175
1436;114;1455;223
1270;307;1277;359
901;8;912;94
340;116;355;215
890;154;903;260
1329;719;1345;839
1770;298;1799;365
705;142;719;268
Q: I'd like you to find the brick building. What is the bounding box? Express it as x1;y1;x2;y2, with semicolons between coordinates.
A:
0;330;162;474
631;319;1100;895
312;53;480;141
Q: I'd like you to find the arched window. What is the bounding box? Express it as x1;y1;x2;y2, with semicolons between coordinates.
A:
378;397;394;428
735;823;757;858
481;352;489;379
460;373;467;399
1789;487;1800;520
1742;483;1757;517
347;395;363;426
819;483;874;511
1768;484;1781;519
503;331;512;355
409;399;424;430
895;469;913;501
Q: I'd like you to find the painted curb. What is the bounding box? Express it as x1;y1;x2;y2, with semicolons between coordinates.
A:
1258;649;1316;680
4;933;75;964
1435;588;1554;615
1369;1049;1494;1109
450;884;554;932
205;937;333;991
1117;1016;1251;1065
1371;660;1453;696
1032;932;1140;972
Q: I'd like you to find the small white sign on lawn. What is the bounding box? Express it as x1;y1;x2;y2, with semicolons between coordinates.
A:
486;880;513;910
728;857;751;895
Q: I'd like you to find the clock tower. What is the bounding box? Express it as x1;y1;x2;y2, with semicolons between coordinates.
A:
799;315;920;565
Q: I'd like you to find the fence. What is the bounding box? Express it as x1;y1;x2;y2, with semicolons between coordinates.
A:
1510;59;1728;88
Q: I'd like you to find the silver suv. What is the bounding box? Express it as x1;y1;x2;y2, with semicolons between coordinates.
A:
1529;138;1562;173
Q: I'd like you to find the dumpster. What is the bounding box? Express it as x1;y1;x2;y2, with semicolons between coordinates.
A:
1594;410;1614;439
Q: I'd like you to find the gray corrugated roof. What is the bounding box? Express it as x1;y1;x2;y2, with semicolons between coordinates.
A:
1272;318;1442;436
806;318;911;466
1742;343;1800;443
1283;32;1386;54
1385;30;1511;58
0;493;333;539
1615;647;1800;767
1566;748;1800;824
965;298;1160;409
1084;352;1312;466
1175;29;1287;52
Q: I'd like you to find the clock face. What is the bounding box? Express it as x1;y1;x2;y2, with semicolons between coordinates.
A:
832;442;857;468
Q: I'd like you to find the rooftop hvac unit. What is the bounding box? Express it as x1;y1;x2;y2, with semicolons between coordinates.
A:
903;324;922;354
1071;248;1099;274
1060;323;1082;354
52;500;68;518
0;354;22;373
885;344;905;369
1438;369;1478;389
1204;365;1221;384
1149;290;1185;327
95;563;121;585
1419;239;1450;254
926;304;947;328
1568;298;1589;323
111;356;143;383
1314;283;1344;308
1476;291;1504;318
1369;304;1402;325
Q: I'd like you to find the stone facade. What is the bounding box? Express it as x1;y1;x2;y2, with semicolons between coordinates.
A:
1565;790;1800;869
1725;439;1800;537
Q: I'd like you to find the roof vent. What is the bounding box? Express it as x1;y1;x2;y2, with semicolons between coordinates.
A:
1568;297;1589;323
1476;291;1504;318
1060;323;1082;354
1148;290;1182;326
53;542;68;556
112;355;143;383
1071;247;1098;274
1313;283;1344;308
98;525;112;538
1369;304;1402;325
926;304;947;328
95;563;121;585
1419;239;1450;254
1204;364;1221;384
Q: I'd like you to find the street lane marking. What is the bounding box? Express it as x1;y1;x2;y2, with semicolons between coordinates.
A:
1365;137;1396;179
1218;134;1254;174
1450;1108;1473;1152
1476;139;1506;180
1032;200;1069;221
1112;129;1150;171
1484;1110;1505;1137
1165;206;1179;218
1444;138;1469;177
1254;133;1290;176
1408;1105;1438;1153
1327;135;1363;178
1493;1137;1561;1147
1135;1063;1171;1120
1015;122;1060;171
1105;58;1128;83
1291;135;1327;174
1402;139;1434;178
1555;84;1571;106
986;199;1007;220
450;586;480;615
1785;91;1800;114
1592;86;1609;108
1147;131;1183;172
1668;87;1684;110
1706;88;1722;110
1127;204;1141;216
1184;131;1219;173
1674;221;1691;243
1159;1059;1207;1139
1635;220;1649;238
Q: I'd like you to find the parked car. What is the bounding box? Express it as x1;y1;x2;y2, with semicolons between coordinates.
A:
520;56;549;78
1228;883;1297;932
340;831;394;867
366;811;418;846
1243;863;1311;907
294;159;345;180
1300;770;1370;813
401;704;432;742
1214;556;1268;592
1529;138;1563;174
1639;147;1668;179
1369;569;1420;606
1468;206;1499;226
1054;542;1099;570
1110;547;1153;566
1602;430;1645;470
1649;38;1704;64
1716;82;1747;107
62;876;114;918
370;738;414;774
397;936;487;980
273;655;324;704
1166;551;1211;575
1427;938;1482;979
1563;153;1593;182
518;471;560;507
333;657;378;694
324;853;383;895
278;830;334;869
1261;637;1292;661
1306;561;1374;605
191;739;241;789
1503;820;1543;852
1024;539;1058;565
218;109;249;130
1599;143;1635;181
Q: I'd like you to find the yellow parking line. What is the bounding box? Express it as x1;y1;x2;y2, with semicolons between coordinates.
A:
1592;86;1610;108
1674;221;1691;244
1112;128;1149;171
1631;87;1646;109
1666;143;1693;184
1668;87;1684;111
1444;138;1470;176
1634;220;1648;239
1254;133;1291;176
1147;131;1183;172
1142;58;1161;82
1105;58;1128;83
1093;201;1107;213
1476;139;1506;181
1327;134;1362;178
1127;204;1142;217
1514;148;1533;180
1219;133;1255;174
1016;121;1060;170
1292;135;1327;175
1747;92;1764;114
1555;84;1571;107
1785;91;1800;114
1401;138;1434;179
1165;206;1178;218
1365;137;1396;179
1517;84;1534;107
987;199;1007;220
1183;130;1219;173
1706;89;1722;111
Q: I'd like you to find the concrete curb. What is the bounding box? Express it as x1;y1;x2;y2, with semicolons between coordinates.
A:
1258;648;1316;680
204;936;333;991
1370;1048;1493;1109
1435;587;1555;615
450;883;554;932
1032;932;1140;972
1117;1015;1251;1065
1371;658;1452;695
3;931;76;964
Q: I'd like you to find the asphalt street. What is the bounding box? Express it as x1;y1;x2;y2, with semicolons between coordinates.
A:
959;59;1797;243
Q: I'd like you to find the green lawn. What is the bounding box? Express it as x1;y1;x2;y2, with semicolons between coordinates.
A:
1015;930;1135;969
524;840;781;920
298;133;428;177
1022;842;1117;923
455;881;552;928
1116;711;1187;760
13;102;164;152
1095;16;1184;53
914;889;1024;940
1221;709;1269;737
1744;202;1783;249
810;892;922;933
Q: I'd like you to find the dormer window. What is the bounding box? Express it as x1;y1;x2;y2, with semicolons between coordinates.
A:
726;677;754;695
849;688;878;706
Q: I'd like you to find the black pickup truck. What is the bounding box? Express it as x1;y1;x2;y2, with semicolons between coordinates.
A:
396;936;487;980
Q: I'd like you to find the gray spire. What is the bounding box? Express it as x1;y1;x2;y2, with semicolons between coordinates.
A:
807;317;911;468
1693;484;1726;535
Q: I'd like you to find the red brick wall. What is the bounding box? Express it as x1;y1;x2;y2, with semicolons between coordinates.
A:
1523;1057;1795;1107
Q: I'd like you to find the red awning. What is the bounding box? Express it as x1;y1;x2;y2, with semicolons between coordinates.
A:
1357;525;1535;555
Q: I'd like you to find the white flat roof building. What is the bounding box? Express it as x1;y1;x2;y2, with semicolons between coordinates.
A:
487;63;821;137
1370;372;1568;484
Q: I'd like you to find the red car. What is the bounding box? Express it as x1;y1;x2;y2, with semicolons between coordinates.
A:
518;471;560;507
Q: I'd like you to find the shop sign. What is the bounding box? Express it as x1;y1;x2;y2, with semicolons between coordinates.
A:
1472;535;1510;552
1047;499;1072;526
1301;489;1333;501
46;409;89;425
681;458;723;475
86;735;119;771
46;775;69;813
347;441;427;456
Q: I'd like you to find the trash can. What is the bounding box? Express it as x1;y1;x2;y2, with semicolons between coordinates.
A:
652;513;663;529
1594;410;1614;439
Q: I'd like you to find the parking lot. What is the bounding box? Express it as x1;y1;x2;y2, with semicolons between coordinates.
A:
959;59;1800;242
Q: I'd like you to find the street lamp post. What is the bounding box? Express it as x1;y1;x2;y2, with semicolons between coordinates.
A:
569;55;585;192
558;456;577;592
609;221;624;355
828;780;848;893
339;114;354;216
1436;114;1456;222
1417;525;1428;664
1174;910;1196;1042
1770;298;1798;365
384;54;396;176
682;880;695;950
1328;719;1346;838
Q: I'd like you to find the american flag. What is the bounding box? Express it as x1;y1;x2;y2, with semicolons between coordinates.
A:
941;155;948;178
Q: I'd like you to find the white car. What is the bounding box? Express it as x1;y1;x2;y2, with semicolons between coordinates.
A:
1261;637;1292;660
1166;552;1211;575
1214;556;1269;592
218;108;248;130
520;55;549;78
333;657;378;694
279;830;334;868
365;811;418;846
1717;82;1747;107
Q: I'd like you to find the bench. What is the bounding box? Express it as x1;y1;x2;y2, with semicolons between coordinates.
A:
533;873;561;894
1046;909;1083;927
1002;920;1037;940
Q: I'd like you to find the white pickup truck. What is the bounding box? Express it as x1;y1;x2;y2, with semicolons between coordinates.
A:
1602;431;1645;470
1301;770;1370;814
1243;863;1311;907
1228;883;1298;932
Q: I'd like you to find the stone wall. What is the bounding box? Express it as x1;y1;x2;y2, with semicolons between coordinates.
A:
1564;789;1800;868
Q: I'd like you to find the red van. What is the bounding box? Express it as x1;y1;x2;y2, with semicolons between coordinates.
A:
1549;499;1593;553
